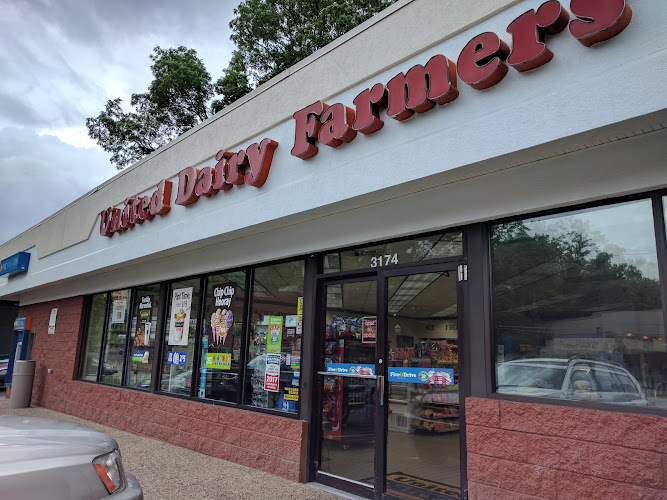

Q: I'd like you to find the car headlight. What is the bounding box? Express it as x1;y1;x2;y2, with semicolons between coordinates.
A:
93;449;126;494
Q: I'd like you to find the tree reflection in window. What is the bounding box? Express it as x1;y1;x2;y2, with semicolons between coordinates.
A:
492;200;666;408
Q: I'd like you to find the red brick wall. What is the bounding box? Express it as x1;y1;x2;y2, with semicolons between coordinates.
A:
19;297;307;482
465;397;667;499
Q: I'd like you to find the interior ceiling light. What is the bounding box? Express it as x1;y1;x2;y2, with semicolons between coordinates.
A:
388;273;440;315
431;303;458;318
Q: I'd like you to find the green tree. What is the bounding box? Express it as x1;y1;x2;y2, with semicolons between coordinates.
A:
211;51;253;113
87;46;213;169
89;2;398;168
224;0;396;87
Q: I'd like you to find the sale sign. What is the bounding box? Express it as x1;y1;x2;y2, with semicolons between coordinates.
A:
264;353;281;392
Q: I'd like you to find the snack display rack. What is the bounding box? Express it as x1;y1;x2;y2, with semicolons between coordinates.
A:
409;384;459;433
389;341;459;434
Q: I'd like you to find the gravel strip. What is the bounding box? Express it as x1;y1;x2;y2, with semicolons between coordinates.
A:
0;391;346;500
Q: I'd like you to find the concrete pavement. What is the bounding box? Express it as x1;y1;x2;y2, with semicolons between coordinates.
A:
0;390;359;500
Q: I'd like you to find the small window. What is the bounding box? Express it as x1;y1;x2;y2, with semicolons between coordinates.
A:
492;199;663;408
246;259;305;413
125;284;160;390
161;279;200;396
101;289;131;385
80;293;108;381
323;231;462;273
199;271;246;402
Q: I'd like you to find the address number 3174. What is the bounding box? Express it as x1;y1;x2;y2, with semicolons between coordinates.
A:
370;254;399;268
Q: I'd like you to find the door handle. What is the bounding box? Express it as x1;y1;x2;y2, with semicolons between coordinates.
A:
377;375;384;406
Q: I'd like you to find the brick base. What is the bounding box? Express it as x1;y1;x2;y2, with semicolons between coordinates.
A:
466;397;667;499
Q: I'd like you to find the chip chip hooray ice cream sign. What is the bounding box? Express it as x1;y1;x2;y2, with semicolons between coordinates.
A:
209;284;235;348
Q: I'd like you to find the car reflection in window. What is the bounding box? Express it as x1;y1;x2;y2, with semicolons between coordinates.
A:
497;358;648;406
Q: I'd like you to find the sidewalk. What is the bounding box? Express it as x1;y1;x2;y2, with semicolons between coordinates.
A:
0;390;352;500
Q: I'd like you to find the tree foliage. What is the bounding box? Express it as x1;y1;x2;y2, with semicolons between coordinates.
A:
88;1;397;169
226;0;396;86
87;46;213;169
211;51;253;114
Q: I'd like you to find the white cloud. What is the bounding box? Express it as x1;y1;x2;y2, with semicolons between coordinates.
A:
0;127;118;245
38;127;101;150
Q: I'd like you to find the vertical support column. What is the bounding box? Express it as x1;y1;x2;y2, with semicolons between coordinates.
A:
301;254;318;482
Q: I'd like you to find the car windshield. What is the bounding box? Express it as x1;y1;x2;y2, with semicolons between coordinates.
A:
497;362;567;390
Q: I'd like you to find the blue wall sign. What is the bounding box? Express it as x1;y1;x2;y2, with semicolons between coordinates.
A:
0;252;30;277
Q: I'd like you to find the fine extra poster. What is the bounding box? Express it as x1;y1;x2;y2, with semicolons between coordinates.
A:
168;287;193;346
208;284;235;349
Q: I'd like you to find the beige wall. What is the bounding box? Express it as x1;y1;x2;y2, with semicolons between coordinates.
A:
0;0;520;261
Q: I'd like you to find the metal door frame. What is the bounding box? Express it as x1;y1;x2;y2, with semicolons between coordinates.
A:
311;261;465;500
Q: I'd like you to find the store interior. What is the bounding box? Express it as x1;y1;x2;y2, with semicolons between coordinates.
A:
320;272;461;500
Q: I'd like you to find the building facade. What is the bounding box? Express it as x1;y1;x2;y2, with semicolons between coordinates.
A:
1;1;666;498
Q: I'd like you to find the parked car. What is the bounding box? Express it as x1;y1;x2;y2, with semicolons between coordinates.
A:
0;358;8;385
160;369;191;395
0;415;143;499
496;358;648;406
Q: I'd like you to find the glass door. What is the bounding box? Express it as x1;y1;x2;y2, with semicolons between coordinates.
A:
315;268;462;500
385;270;461;500
317;279;381;495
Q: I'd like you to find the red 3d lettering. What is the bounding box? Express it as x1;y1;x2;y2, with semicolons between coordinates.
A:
174;167;200;206
319;104;357;148
386;54;459;121
506;1;570;72
352;83;388;134
457;32;510;90
244;138;279;187
569;0;632;47
291;101;327;159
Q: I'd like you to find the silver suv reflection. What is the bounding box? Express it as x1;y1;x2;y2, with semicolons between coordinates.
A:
497;358;649;406
0;415;143;499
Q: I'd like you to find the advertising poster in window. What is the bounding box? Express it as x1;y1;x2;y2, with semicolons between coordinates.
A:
267;316;283;353
168;287;193;346
205;352;231;370
111;291;128;324
264;352;281;392
208;284;235;349
362;316;377;345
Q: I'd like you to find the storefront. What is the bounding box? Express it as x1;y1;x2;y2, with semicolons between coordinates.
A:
1;1;666;498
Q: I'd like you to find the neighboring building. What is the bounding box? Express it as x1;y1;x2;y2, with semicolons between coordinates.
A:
1;1;666;498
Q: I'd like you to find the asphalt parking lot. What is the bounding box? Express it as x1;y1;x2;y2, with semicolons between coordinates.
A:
0;389;354;500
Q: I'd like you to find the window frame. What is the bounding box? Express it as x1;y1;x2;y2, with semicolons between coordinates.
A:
486;189;667;416
122;282;163;391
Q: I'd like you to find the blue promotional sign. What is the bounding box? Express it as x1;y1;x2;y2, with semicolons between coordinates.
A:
0;252;30;277
167;351;187;366
388;367;454;385
326;363;375;376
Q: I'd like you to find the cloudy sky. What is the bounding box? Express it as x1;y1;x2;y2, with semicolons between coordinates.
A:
0;0;237;245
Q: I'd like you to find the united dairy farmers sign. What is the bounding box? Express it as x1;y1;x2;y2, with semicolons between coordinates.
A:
100;0;632;238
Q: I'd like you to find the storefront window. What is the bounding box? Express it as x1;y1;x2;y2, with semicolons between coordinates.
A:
81;293;108;381
323;231;463;273
199;271;246;402
101;289;131;385
246;260;305;413
491;199;666;408
160;278;200;396
125;284;160;390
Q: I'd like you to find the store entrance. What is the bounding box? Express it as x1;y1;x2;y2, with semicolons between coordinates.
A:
314;267;462;500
